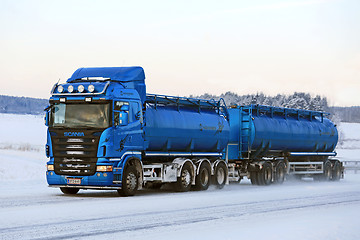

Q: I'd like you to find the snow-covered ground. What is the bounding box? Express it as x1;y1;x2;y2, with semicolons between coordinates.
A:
0;113;360;240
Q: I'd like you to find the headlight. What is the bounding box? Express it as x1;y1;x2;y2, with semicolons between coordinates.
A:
67;85;74;93
47;164;54;171
78;85;85;93
96;165;113;172
57;85;64;93
88;84;95;93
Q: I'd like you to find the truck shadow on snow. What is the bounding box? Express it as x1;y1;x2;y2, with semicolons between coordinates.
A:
53;178;338;198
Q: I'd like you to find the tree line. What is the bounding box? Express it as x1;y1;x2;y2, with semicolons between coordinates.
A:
0;93;359;123
191;92;360;123
0;95;48;115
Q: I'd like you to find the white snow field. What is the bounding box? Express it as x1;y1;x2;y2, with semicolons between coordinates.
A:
0;113;360;240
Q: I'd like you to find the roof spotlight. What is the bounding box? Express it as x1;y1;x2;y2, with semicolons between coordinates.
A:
67;85;74;93
78;85;85;93
88;85;95;93
57;85;64;93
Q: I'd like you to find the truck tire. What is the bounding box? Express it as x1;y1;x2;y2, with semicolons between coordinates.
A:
60;187;79;195
331;161;341;181
118;165;139;197
214;162;227;189
323;160;332;181
257;162;272;185
175;163;193;192
194;163;211;191
250;171;258;185
274;161;286;184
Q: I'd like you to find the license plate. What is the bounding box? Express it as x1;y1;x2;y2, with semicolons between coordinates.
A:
67;178;81;184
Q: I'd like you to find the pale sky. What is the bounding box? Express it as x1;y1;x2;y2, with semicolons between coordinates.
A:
0;0;359;106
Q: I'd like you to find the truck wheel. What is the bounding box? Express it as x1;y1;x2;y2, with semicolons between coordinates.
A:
118;165;139;197
274;161;286;184
257;162;272;185
250;172;258;185
323;160;332;181
331;161;341;181
175;163;193;192
214;162;227;189
194;163;211;191
60;187;79;195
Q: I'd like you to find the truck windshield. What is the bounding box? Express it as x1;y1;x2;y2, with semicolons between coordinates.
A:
50;103;110;128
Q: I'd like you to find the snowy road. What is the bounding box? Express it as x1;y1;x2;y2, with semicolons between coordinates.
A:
1;117;360;240
1;174;360;240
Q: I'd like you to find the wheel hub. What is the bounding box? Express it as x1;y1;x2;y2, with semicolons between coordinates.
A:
200;168;209;186
127;172;137;190
182;170;191;187
217;168;225;184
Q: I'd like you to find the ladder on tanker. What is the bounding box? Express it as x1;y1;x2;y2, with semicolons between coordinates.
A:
238;106;252;160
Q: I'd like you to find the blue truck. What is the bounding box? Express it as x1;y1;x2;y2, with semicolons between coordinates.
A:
45;67;342;196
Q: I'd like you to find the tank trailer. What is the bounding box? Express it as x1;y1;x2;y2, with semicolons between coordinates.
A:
45;67;343;196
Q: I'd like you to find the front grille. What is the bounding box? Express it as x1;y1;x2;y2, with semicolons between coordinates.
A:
50;129;102;176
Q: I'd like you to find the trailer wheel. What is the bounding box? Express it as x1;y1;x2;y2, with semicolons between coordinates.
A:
274;161;286;184
214;162;227;189
331;161;341;181
194;163;211;191
175;163;193;192
323;160;332;181
257;162;272;185
118;165;139;197
60;187;79;195
250;172;258;185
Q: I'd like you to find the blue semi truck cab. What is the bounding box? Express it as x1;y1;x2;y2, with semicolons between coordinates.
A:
45;66;343;196
45;67;230;195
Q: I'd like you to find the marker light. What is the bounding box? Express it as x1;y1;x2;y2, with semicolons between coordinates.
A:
88;84;95;93
96;165;113;172
57;85;64;93
47;164;54;171
67;85;74;93
78;85;85;93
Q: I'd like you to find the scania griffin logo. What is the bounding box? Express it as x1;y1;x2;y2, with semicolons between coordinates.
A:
64;132;85;137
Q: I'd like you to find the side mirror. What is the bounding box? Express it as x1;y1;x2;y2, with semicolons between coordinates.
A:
115;112;129;126
119;112;128;126
44;105;50;126
120;104;129;111
44;112;49;126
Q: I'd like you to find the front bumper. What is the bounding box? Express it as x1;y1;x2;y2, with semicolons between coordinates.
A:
48;185;122;190
46;170;122;188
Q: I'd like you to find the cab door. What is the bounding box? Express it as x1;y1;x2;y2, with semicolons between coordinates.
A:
113;100;144;157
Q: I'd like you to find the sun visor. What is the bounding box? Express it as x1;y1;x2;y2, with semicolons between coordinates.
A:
67;67;145;82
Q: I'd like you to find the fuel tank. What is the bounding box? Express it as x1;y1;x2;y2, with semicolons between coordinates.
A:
144;104;230;153
227;105;338;159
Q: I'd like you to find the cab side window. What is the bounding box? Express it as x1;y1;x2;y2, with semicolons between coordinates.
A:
130;101;142;123
114;101;129;126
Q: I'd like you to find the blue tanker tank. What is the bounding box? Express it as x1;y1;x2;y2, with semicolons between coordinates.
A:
227;105;338;160
144;94;230;154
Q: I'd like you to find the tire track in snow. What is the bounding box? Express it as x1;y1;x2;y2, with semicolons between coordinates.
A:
2;191;360;240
